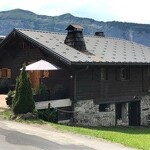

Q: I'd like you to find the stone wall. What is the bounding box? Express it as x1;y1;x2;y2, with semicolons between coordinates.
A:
73;96;150;127
141;95;150;126
74;99;115;126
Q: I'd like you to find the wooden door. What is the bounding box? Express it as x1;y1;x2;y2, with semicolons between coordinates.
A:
129;101;140;126
29;71;41;88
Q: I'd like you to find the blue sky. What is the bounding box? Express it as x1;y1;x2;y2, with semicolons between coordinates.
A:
0;0;150;24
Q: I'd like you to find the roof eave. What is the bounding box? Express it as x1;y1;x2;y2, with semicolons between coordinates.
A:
0;29;17;48
0;29;72;66
71;61;150;66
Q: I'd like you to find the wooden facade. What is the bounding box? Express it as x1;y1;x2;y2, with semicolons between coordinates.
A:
0;34;150;103
75;66;150;104
0;37;71;99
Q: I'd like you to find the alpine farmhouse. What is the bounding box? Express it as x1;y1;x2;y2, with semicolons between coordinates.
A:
0;24;150;126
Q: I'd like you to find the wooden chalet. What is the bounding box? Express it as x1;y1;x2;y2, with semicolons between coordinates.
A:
0;24;150;126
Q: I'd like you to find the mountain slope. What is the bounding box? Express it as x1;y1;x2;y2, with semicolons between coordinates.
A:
1;9;150;46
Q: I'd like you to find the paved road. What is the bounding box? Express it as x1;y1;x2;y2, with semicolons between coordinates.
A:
0;120;134;150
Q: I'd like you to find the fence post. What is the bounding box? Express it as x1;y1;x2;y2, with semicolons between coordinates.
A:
48;103;51;121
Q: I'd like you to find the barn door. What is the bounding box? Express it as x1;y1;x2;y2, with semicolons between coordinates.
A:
29;71;41;88
129;101;140;126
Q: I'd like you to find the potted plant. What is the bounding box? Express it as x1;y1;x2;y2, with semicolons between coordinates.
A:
5;90;15;106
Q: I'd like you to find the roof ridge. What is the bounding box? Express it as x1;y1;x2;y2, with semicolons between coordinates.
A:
16;28;66;35
16;28;147;47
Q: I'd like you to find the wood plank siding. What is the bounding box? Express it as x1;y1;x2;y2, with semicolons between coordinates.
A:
76;66;148;104
1;34;150;104
0;38;71;95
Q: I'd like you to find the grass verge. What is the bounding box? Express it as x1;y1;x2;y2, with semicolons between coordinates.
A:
0;108;12;120
50;123;150;150
0;109;150;150
0;109;45;124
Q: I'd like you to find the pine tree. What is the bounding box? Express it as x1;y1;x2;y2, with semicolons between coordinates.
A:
12;64;35;114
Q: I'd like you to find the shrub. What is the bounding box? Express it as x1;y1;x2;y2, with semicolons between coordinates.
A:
33;84;48;95
32;84;49;102
7;90;16;97
5;90;16;106
38;109;57;122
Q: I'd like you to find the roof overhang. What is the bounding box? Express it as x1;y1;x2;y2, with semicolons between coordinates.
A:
1;28;150;67
71;61;150;66
0;29;72;66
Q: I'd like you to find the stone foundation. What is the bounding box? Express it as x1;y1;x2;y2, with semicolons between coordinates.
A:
73;96;150;127
141;95;150;126
74;99;115;126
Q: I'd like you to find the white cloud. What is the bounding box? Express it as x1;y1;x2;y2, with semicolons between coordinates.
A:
0;0;150;24
99;0;150;23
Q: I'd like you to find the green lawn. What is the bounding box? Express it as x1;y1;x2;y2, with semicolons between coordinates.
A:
50;123;150;150
0;109;150;150
0;108;12;119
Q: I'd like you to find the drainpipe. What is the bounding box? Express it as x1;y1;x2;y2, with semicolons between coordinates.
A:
73;72;76;101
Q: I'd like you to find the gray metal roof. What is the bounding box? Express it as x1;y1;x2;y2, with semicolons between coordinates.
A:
16;29;150;65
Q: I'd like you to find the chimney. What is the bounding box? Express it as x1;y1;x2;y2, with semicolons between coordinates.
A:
95;31;105;37
64;24;86;51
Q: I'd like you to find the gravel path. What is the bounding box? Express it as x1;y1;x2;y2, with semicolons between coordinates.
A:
0;95;8;109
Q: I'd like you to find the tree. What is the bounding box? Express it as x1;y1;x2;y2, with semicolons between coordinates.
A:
12;64;35;114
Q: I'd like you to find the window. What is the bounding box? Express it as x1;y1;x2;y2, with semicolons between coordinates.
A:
41;70;49;78
93;67;108;81
99;104;110;112
0;68;11;78
100;68;108;81
19;41;29;49
116;67;130;81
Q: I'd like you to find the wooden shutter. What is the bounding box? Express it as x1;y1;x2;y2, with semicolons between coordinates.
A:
93;69;101;82
100;68;108;81
116;67;120;81
2;68;7;78
7;69;11;78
